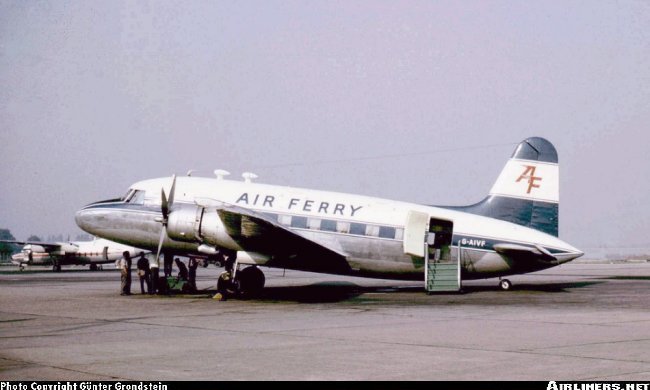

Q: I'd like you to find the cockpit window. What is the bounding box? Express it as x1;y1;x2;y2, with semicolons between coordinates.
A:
121;189;134;202
128;190;145;205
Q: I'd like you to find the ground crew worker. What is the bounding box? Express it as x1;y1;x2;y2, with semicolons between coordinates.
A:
136;252;150;294
224;251;236;274
115;256;125;294
215;251;236;301
117;251;132;296
188;257;198;292
164;254;173;278
175;258;189;281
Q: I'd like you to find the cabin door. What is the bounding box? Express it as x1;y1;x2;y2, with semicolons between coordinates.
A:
425;218;461;293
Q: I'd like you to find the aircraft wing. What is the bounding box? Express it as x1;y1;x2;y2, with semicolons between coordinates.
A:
493;243;558;263
0;240;64;251
214;205;351;274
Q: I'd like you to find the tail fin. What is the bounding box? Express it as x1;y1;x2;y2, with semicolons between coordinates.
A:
445;137;559;236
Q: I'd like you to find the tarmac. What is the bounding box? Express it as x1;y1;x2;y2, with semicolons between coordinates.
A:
1;262;649;381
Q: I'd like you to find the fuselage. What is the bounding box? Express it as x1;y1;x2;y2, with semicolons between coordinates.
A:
75;176;583;280
11;238;144;267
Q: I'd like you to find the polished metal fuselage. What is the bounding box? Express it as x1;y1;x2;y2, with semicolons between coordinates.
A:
75;177;583;280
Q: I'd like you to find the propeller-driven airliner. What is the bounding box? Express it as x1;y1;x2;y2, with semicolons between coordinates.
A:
75;137;583;294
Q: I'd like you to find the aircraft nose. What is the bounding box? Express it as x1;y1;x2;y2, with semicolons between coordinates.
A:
75;208;90;233
75;205;101;235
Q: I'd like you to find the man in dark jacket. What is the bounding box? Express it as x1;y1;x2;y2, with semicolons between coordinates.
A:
188;257;199;292
136;252;150;294
175;258;188;281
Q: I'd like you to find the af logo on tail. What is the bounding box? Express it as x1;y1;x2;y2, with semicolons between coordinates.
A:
516;165;542;194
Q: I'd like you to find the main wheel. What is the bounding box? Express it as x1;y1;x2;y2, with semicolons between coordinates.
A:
237;266;265;297
499;279;512;291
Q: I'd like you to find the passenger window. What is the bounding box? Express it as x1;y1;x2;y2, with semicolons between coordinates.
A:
307;218;321;230
291;216;308;229
262;212;278;222
378;226;396;239
336;221;350;234
350;223;366;236
278;215;291;226
365;225;380;237
321;220;337;232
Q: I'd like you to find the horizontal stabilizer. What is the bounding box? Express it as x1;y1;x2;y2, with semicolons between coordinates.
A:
493;243;557;263
0;240;65;250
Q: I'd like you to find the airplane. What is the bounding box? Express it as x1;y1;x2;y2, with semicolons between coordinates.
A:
74;137;583;295
1;237;147;272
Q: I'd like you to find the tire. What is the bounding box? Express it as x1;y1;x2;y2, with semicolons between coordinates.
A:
157;276;169;295
237;266;265;297
499;279;512;291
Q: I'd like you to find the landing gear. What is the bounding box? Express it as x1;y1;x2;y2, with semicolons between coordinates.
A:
237;266;265;297
499;278;512;291
215;263;266;300
89;264;98;271
217;271;238;298
52;261;61;272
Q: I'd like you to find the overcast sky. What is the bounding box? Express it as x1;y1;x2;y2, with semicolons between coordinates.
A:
1;1;649;254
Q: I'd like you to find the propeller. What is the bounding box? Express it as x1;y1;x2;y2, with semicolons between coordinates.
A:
155;175;177;266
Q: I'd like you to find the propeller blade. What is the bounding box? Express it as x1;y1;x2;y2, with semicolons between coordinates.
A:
156;174;176;264
168;174;177;209
161;188;169;220
154;226;166;266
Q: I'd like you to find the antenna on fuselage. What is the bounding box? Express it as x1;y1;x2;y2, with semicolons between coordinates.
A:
242;172;258;183
186;170;196;177
213;169;230;180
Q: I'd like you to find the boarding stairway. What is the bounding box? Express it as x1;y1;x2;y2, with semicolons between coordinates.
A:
425;248;461;293
403;211;461;294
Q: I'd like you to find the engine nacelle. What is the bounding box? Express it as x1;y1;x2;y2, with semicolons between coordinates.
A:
22;244;45;264
166;205;241;251
52;243;79;256
237;251;270;265
167;205;203;243
23;244;45;253
198;209;241;251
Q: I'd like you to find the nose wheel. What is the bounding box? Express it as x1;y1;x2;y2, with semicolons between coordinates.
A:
499;278;512;291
